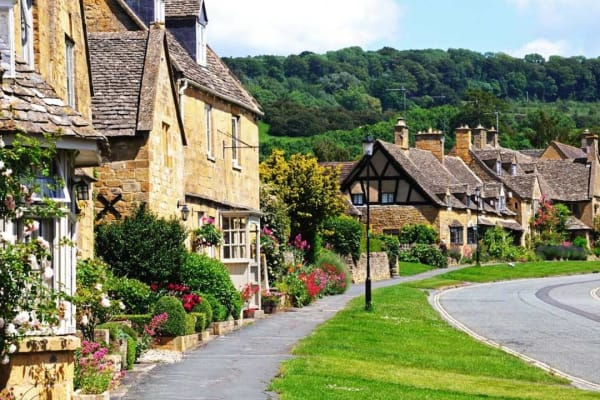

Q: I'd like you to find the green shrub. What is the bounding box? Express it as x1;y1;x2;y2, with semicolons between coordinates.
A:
400;244;447;268
153;296;186;337
594;247;600;257
125;334;136;370
280;274;311;307
535;245;588;260
185;314;196;335
109;277;152;314
191;312;207;332
481;226;518;261
192;296;213;325
179;253;241;318
399;224;438;245
360;234;384;253
95;204;187;284
201;293;228;322
573;236;588;249
116;314;152;335
315;250;351;294
321;215;363;261
448;249;461;263
378;235;400;272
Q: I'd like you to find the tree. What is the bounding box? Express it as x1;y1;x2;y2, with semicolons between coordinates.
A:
260;150;346;260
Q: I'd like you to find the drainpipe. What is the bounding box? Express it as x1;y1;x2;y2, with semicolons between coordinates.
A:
178;79;189;120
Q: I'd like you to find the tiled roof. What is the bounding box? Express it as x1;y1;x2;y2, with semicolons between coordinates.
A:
88;31;148;136
551;141;587;159
0;61;103;140
166;32;262;115
166;0;201;18
519;149;544;158
320;161;356;184
536;160;590;201
443;156;482;189
565;215;592;230
502;175;537;199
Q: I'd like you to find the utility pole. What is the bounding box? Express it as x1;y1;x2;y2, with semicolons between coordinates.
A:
387;87;409;119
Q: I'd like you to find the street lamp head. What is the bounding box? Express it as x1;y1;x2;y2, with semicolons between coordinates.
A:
474;185;481;198
362;135;374;156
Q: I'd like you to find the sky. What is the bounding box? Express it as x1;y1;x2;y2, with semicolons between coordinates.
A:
205;0;600;59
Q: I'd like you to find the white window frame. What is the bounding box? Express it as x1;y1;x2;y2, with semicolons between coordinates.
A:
0;2;15;78
196;21;207;66
381;192;395;204
231;115;240;168
20;0;33;68
496;160;502;175
205;104;214;159
221;215;247;261
65;35;75;107
351;193;364;205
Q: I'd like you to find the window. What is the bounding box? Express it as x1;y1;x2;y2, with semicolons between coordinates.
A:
162;122;171;168
351;193;364;205
196;22;207;66
65;36;75;107
383;229;399;237
467;227;476;244
20;0;33;67
381;192;395;204
449;226;463;244
205;105;213;158
231;115;240;167
222;216;246;259
511;163;517;176
499;195;506;211
496;160;502;175
33;160;70;203
0;2;15;78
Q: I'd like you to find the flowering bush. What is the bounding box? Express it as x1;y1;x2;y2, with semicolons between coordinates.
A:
261;226;284;280
136;312;168;357
260;289;281;307
149;282;202;312
299;268;328;299
74;259;125;341
193;217;223;247
74;340;123;394
0;237;64;365
240;283;259;307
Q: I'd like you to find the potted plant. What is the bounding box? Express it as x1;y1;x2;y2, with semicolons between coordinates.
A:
192;217;223;248
240;283;259;318
261;290;280;314
74;340;122;400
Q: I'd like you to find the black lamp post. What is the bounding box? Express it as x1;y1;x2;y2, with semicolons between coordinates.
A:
362;135;374;311
474;186;481;267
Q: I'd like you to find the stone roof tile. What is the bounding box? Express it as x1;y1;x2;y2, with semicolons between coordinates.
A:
536;160;590;201
166;0;201;17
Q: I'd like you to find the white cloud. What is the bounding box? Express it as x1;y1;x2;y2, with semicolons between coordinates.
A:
509;38;574;59
206;0;404;57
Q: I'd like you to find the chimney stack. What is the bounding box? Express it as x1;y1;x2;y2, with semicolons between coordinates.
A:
394;118;410;150
415;128;445;163
487;126;499;148
472;124;487;149
455;125;472;164
581;129;599;155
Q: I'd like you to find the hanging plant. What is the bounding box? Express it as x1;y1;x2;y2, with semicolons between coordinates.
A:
192;217;223;247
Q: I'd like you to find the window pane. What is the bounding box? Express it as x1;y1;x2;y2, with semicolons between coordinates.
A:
0;8;14;77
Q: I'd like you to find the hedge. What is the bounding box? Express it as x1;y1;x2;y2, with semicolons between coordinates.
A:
191;312;207;332
154;296;187;337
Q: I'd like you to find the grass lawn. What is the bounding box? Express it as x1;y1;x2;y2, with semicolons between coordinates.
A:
271;261;600;399
409;260;600;289
398;262;436;276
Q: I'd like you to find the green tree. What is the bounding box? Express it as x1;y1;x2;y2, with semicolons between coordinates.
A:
260;150;346;260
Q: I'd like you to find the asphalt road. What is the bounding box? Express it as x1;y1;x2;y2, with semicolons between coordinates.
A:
121;266;463;400
435;273;600;390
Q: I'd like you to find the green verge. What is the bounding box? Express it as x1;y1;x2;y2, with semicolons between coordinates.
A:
398;262;436;277
408;260;600;289
271;261;600;399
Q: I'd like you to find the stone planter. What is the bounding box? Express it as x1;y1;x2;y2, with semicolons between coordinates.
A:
262;303;277;314
73;389;110;400
212;319;234;335
0;335;80;400
152;333;201;352
243;308;258;318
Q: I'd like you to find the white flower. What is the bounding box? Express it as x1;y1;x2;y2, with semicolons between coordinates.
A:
7;344;16;354
28;254;39;269
5;323;17;336
0;136;5;148
42;266;54;281
0;232;15;243
95;283;103;291
80;315;89;326
0;160;4;169
0;317;4;329
36;237;50;250
13;311;29;325
1;355;9;365
119;301;126;310
2;168;12;177
100;296;111;308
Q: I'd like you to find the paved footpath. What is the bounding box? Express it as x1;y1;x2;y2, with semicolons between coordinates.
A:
121;266;460;400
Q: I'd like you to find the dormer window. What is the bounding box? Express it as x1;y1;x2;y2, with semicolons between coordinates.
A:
496;160;501;175
511;163;517;176
0;1;15;78
499;195;506;211
154;0;165;23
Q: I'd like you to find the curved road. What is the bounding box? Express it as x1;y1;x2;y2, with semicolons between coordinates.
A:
435;274;600;390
